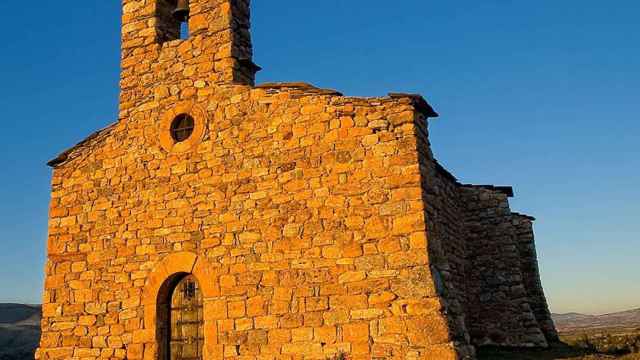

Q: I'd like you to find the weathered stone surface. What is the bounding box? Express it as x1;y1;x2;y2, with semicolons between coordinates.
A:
37;1;556;359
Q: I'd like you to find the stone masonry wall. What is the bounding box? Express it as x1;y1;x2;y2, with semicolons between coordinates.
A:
460;187;547;348
414;120;475;358
512;215;558;342
38;78;462;359
413;118;556;352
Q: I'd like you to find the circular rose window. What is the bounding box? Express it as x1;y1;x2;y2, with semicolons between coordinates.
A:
170;114;195;143
160;103;207;153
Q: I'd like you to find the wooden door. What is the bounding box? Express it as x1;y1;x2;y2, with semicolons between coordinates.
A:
168;275;204;360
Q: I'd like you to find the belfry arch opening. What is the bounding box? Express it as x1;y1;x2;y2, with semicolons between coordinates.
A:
156;273;204;360
157;0;190;43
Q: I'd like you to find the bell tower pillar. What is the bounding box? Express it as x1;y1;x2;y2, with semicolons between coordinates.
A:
119;0;258;118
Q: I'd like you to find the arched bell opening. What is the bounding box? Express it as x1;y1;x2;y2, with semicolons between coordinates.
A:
157;0;190;43
156;273;204;360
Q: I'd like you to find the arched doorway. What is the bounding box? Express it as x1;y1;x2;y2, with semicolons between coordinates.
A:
158;274;204;360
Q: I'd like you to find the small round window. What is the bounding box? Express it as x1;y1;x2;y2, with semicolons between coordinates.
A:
170;114;195;143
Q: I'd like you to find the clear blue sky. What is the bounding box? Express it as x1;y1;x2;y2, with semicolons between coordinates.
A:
0;1;637;315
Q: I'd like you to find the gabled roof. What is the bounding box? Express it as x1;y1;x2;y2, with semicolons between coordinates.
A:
47;122;117;168
47;86;439;168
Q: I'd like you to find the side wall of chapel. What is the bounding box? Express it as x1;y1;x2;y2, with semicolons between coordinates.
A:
459;187;548;348
414;118;556;350
512;215;558;342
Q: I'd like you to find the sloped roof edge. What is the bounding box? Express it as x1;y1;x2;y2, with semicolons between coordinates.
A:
434;160;514;197
460;184;515;197
511;212;537;221
254;83;439;118
47;89;438;168
255;82;343;96
47;122;117;168
388;93;439;118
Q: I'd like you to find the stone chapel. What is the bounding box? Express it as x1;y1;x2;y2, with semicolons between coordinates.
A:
38;1;558;359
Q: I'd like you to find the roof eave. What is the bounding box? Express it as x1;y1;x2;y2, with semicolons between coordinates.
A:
388;93;439;118
46;122;117;168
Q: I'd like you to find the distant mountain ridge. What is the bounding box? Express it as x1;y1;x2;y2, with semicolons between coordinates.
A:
0;304;40;325
0;304;41;360
553;308;640;333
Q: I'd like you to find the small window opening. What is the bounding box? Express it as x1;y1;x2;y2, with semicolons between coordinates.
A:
170;114;195;143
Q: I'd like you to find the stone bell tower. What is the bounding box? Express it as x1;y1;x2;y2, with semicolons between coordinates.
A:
119;0;259;119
